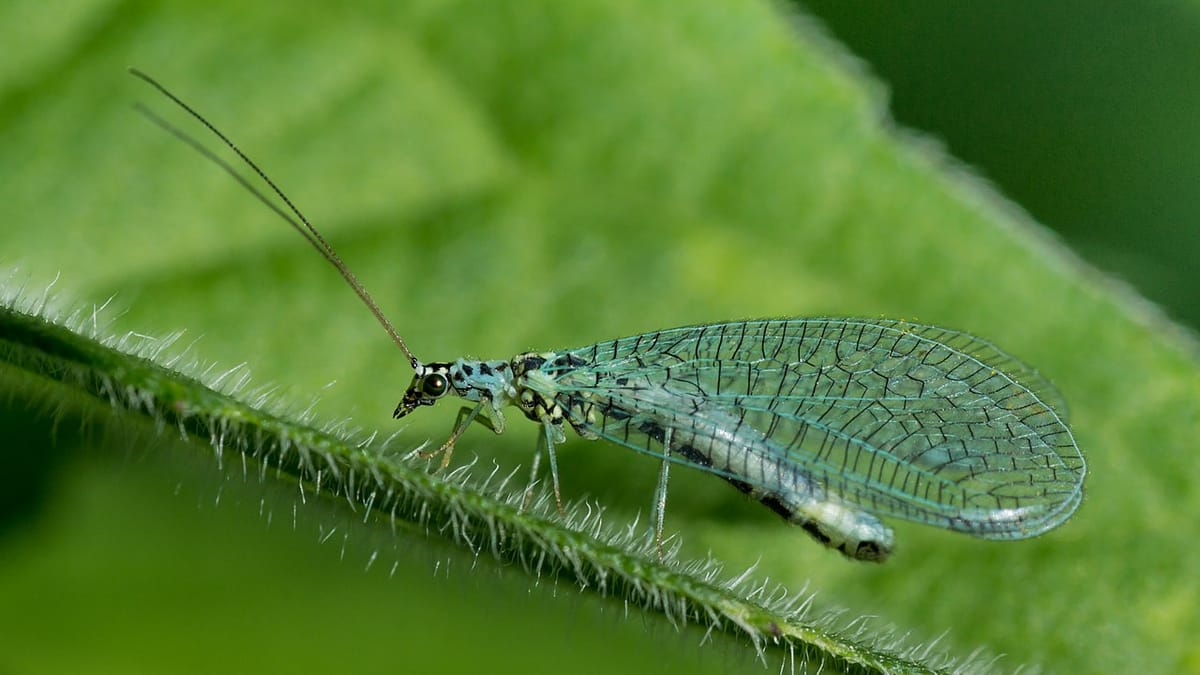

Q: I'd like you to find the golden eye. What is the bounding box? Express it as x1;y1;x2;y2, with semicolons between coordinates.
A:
421;373;449;398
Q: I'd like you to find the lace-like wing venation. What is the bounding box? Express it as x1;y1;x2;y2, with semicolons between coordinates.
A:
549;318;1086;538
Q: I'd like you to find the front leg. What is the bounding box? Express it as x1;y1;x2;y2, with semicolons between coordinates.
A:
419;402;507;469
468;404;506;435
538;420;567;515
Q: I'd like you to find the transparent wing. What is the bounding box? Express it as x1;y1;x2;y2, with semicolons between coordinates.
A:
545;319;1085;539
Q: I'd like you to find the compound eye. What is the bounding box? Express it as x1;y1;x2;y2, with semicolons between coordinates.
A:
421;373;449;398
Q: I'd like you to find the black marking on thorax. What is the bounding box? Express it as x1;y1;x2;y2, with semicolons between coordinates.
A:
513;351;592;427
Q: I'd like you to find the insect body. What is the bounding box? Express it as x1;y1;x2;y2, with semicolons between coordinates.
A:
397;320;1085;562
131;70;1086;562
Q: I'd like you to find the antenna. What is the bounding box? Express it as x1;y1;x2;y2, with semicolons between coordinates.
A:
128;68;421;371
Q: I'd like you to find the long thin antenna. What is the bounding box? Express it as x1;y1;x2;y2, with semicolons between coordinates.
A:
128;68;421;370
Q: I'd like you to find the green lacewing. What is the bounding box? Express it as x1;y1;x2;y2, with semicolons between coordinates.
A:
131;69;1085;562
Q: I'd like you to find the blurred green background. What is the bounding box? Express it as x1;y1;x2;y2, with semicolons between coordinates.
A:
802;0;1200;330
1;1;1198;673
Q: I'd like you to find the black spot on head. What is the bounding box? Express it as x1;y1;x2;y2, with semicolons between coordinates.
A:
497;362;508;371
453;372;465;382
522;355;547;371
479;363;493;376
462;364;474;376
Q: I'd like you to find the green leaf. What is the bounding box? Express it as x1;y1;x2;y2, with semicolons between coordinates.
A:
4;275;950;673
1;1;1197;672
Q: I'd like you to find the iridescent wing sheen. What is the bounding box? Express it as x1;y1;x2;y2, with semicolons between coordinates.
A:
539;319;1085;539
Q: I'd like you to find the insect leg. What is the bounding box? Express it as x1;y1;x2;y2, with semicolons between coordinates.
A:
539;421;566;515
419;402;486;469
652;427;672;559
